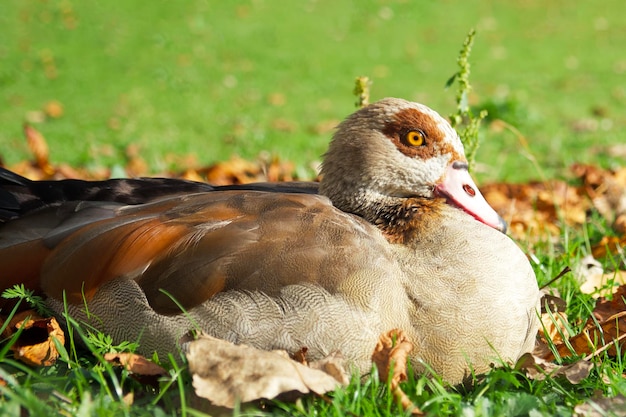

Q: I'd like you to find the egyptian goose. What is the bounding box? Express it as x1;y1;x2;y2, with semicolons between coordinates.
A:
0;98;540;384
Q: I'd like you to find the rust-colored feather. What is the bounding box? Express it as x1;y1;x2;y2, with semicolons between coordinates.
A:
0;240;50;297
41;217;190;304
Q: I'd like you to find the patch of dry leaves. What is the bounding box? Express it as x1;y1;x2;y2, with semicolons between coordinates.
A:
3;125;626;411
8;124;296;184
526;281;626;390
482;163;626;244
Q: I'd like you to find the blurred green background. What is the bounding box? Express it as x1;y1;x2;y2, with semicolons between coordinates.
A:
1;0;624;182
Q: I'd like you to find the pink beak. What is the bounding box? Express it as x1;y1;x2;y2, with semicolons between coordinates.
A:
435;161;507;233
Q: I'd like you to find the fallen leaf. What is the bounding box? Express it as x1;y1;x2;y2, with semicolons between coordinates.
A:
543;285;626;360
23;124;54;177
539;310;571;345
575;255;626;298
592;235;626;267
572;163;626;234
122;392;134;407
186;334;344;408
372;329;422;415
103;352;167;376
124;144;149;177
292;346;309;365
574;394;626;417
589;285;626;323
201;156;263;185
104;352;167;388
43;100;64;119
2;310;65;366
482;180;589;241
516;352;593;384
309;351;350;386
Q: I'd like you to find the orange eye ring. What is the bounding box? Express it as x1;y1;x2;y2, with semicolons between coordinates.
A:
405;130;426;147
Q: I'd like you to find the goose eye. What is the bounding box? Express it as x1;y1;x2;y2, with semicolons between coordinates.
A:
404;130;426;147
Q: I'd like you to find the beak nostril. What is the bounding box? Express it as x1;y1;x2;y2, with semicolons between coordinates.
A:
462;184;476;197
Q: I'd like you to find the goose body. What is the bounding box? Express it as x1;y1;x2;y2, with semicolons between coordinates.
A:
0;98;540;383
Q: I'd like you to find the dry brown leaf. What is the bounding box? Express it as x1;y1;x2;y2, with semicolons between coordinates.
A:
186;334;344;408
544;285;626;360
590;285;626;323
535;285;626;361
201;156;262;185
104;352;167;388
572;163;626;235
124;144;149;177
2;310;65;366
180;169;205;183
103;352;167;376
574;393;626;417
122;392;135;407
575;255;626;298
23;124;54;177
481;164;626;242
263;156;294;183
516;352;593;384
292;346;309;365
43;100;64;119
308;351;350;386
482;180;589;241
592;235;626;265
372;329;422;415
547;315;626;360
539;310;571;345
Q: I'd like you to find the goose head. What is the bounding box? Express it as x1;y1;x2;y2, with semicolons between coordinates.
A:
319;98;506;236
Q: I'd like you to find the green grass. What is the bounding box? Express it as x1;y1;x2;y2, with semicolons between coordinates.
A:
1;1;626;416
1;0;625;182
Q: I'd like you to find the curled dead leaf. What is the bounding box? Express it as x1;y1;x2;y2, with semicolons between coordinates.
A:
103;352;167;376
23;124;55;177
186;334;345;408
104;352;167;388
372;329;422;415
2;310;65;366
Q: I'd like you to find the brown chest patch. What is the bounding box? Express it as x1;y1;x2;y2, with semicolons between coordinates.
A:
375;198;444;244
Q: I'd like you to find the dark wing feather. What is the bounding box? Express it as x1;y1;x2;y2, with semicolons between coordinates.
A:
0;167;385;316
0;167;318;221
5;191;390;315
